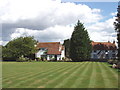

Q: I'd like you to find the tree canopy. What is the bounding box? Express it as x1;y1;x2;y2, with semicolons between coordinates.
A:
2;36;37;60
69;20;92;61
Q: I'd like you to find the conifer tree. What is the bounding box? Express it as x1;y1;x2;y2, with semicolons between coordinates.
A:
69;20;92;61
114;2;120;60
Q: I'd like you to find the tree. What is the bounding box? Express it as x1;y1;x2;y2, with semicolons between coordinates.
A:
69;20;92;61
2;36;37;60
114;2;120;60
63;39;70;58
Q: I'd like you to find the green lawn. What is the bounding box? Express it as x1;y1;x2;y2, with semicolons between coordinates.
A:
2;62;119;88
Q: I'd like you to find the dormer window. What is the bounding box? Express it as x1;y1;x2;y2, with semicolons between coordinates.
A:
39;48;47;50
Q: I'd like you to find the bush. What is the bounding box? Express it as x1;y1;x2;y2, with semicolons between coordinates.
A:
35;58;43;61
108;60;118;64
108;60;114;64
116;62;120;69
16;56;29;62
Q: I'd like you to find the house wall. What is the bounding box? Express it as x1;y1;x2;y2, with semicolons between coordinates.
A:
47;55;55;60
91;50;118;59
36;50;65;60
57;55;61;60
47;55;61;60
36;50;46;58
61;50;65;59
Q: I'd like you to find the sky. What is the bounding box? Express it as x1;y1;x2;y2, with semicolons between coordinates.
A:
0;0;118;45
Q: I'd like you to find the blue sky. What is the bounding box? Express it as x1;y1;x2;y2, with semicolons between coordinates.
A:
76;2;117;21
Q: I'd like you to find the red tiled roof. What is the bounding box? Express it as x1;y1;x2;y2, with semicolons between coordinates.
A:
36;42;61;55
91;41;117;50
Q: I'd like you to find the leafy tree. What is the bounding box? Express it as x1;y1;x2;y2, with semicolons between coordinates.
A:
2;36;37;60
114;3;120;60
69;20;92;61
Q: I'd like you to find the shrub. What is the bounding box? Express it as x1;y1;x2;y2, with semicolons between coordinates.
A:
16;56;29;62
35;58;43;61
108;60;118;64
116;62;120;69
108;59;114;64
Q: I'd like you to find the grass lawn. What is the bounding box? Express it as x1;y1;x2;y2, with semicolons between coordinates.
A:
2;62;119;88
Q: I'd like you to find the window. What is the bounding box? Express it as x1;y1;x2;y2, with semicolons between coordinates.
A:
112;50;115;52
40;48;46;50
94;50;96;53
112;54;115;57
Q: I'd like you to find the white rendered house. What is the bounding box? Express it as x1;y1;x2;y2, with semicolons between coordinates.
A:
91;41;117;59
36;42;65;60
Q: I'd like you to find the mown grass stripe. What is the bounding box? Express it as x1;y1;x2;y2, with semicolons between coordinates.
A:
2;63;59;83
27;63;80;88
88;62;96;88
2;71;33;82
18;63;75;88
98;62;118;88
3;64;65;88
8;63;72;88
44;62;87;88
25;63;74;87
71;62;93;88
2;62;119;88
93;62;105;88
54;62;88;88
102;63;118;79
66;62;91;88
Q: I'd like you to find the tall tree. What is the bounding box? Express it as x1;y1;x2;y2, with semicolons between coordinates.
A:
63;39;70;58
69;20;92;61
114;2;120;60
2;36;37;60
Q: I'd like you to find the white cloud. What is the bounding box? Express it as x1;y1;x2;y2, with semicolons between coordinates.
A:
87;17;117;42
111;12;117;16
1;0;102;24
0;0;116;45
0;40;8;46
10;25;74;43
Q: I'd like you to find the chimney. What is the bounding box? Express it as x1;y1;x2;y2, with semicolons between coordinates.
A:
108;41;110;43
113;41;115;44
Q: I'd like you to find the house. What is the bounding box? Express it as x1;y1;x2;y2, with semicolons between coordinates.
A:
36;42;65;60
91;41;117;59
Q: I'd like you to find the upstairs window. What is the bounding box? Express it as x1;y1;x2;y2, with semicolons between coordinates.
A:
112;50;115;52
94;50;96;53
112;54;115;57
105;50;108;52
39;48;47;50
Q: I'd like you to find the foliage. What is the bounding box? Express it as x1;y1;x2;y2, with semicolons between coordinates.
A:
114;4;120;60
108;59;119;65
69;20;92;61
16;55;30;62
2;36;37;60
63;39;70;58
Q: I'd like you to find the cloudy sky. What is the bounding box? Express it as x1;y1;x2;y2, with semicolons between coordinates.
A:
0;0;118;45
